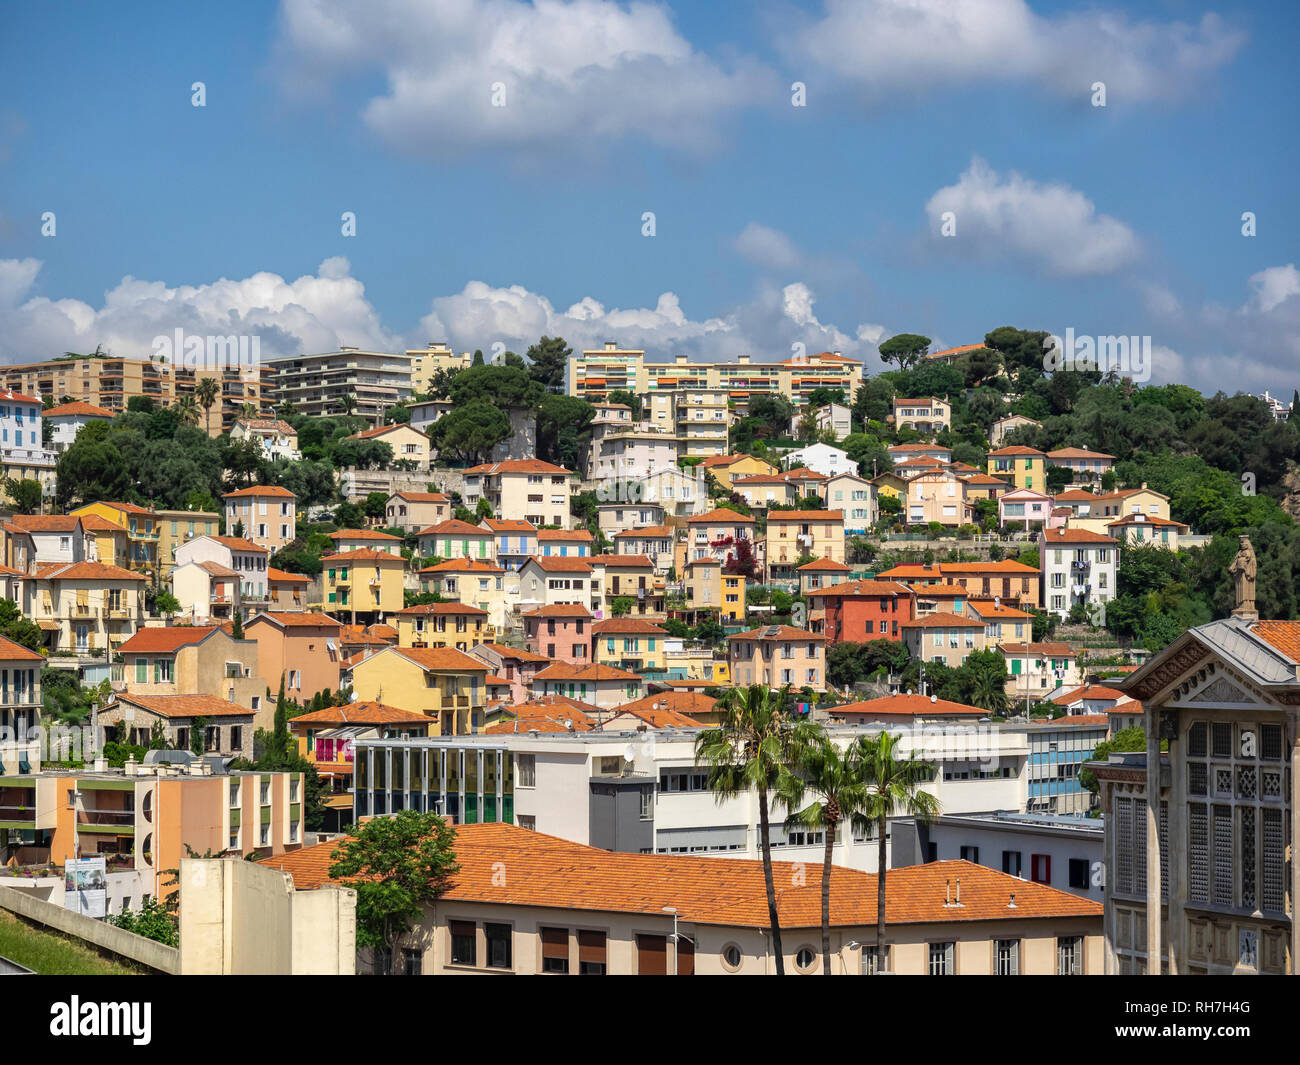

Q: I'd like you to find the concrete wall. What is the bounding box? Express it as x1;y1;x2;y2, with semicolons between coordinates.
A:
178;857;355;974
0;882;179;973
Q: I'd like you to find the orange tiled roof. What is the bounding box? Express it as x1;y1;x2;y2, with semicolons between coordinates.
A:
261;826;1099;926
766;509;843;522
417;519;489;536
419;558;504;574
900;611;984;630
1052;685;1128;706
830;693;985;718
537;529;594;542
806;579;913;599
590;553;652;568
247;611;342;630
0;635;45;661
474;643;551;663
997;641;1076;656
43;401;114;418
1046;447;1115;460
728;625;825;642
986;446;1045;457
1042;528;1118;545
118;626;218;654
1251;621;1300;661
329;528;402;541
591;618;668;635
12;514;83;532
797;559;851;571
268;567;312;583
534;662;641;683
521;604;593;619
613;525;674;539
482;519;537;533
392;647;489;673
966;599;1034;619
686;507;755;524
621;690;718;719
395;602;487;616
212;536;268;552
113;693;253;719
221;485;297;499
320;548;404;562
33;561;146;582
288;701;430;728
529;556;593;573
391;491;449;503
348;423;428;441
463;459;572;475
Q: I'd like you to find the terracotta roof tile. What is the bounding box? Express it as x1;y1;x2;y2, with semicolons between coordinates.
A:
113;693;253;719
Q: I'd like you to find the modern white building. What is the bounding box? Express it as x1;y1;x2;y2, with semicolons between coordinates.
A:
42;400;114;454
0;389;57;496
353;723;1031;872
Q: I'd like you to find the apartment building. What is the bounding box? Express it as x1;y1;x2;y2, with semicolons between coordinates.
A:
997;487;1055;529
728;624;826;690
155;509;221;579
538;528;595;556
175;535;271;613
480;519;537;571
407;342;473;394
699;453;779;492
612;525;674;574
1;758;304;900
1061;485;1171;536
1023;716;1109;815
393;603;492;653
328;528;402;556
592;618;668;675
42;400;114;453
568;344;863;410
876;561;1041;609
821;473;876;534
1040;528;1118;620
266;348;412;421
417;559;514;630
27;561;148;654
350;646;488;736
0;636;43;776
243;612;342;704
986;447;1046;492
592;554;662;617
781;442;851;478
670;388;731;457
461;459;574;529
1089;614;1300;974
586;425;680;483
1045;447;1115;482
905;469;974;528
0;389;56;496
99;693;256;760
469;644;551;706
519;556;599;616
678;558;743;622
521;604;593;664
805;579;915;644
222;486;297;552
318;548;405;619
964;599;1035;643
765;509;845;581
999;642;1082;700
901;612;986;668
70;502;160;575
731;474;798;510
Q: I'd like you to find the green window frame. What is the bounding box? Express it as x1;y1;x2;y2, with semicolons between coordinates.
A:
135;659;147;684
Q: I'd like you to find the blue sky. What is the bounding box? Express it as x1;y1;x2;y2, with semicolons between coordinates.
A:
1;0;1297;393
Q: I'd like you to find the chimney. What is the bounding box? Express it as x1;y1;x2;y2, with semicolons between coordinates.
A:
955;877;961;904
945;879;951;905
738;354;750;365
1008;892;1017;908
604;341;617;351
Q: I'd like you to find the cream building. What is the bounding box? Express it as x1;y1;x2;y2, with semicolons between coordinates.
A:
728;624;826;691
462;459;575;529
764;509;845;581
221;486;297;552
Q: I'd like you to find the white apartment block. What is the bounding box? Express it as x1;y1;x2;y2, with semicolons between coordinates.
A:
1039;529;1119;620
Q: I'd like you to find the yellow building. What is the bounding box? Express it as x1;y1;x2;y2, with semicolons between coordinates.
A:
681;558;746;621
416;558;513;631
591;618;669;674
764;509;845;580
1065;485;1173;536
70;501;160;576
347;423;432;470
985;447;1046;492
349;646;489;735
155;509;221;578
699;453;779;493
393;602;494;652
318;548;406;619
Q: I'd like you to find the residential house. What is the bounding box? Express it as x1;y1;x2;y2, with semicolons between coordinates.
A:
989;414;1042;449
699;454;778;493
243;612;342;704
518;556;599;616
155;509;221;578
986;447;1046;492
521;604;593;664
1046;448;1116;483
350;646;489;735
998;487;1055;530
469;644;551;706
532;663;644;711
680;558;745;623
394;603;491;653
0;389;55;496
887;443;953;465
220;486;297;552
98;693;255;760
764;510;845;582
821;473;876;534
912;582;969;617
42;400;114;454
958;472;1013;502
592;554;662;617
901;612;986;668
480;519;537;572
905;469;974;528
876;561;1041;609
69;502;160;575
595;504;666;540
1106;513;1188;550
538;528;596;557
797;558;852;596
347;423;431;471
0;636;43;775
328;528;404;555
417;559;514;631
638;464;707;519
965;599;1036;644
1040;528;1119;621
417;519;494;563
175;535;270;614
731;474;799;510
683;508;758;568
592;618;668;675
780;442;851;478
117;625;270;728
613;525;675;575
319;549;406;620
172;559;243;622
999;643;1082;701
805;580;915;643
385;491;451;533
1060;485;1171;537
728;625;826;691
8;514;88;565
268;567;312;610
891;396;951;434
462;459;574;529
230;418;300;462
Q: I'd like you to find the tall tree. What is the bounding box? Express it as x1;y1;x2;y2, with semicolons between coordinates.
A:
525;335;572;394
174;394;201;426
695;684;820;975
860;732;940;970
778;733;877;975
877;333;932;372
328;810;460;973
194;378;220;434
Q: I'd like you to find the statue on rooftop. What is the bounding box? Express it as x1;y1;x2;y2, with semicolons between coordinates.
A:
1229;535;1258;618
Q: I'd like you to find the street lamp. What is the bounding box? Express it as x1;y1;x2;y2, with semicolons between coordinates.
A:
660;905;695;975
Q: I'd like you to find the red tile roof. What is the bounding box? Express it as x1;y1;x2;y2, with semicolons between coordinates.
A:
288;701;430;728
474;643;551;663
537;529;594;542
395;602;487;616
766;510;843;522
329;528;402;541
591;618;668;635
118;626;218;653
221;485;296;499
830;694;986;718
320;549;404;562
1042;528;1118;545
246;611;342;630
529;556;593;573
534;662;642;683
1250;621;1300;661
33;561;146;582
417;519;489;536
686;507;755;524
268;567;312;583
390;647;489;673
262;827;1100;926
806;579;914;599
0;635;45;661
463;459;572;475
728;625;825;642
901;611;985;630
212;536;268;553
348;424;428;440
419;559;504;574
481;519;537;533
113;694;253;719
43;401;114;418
521;604;593;619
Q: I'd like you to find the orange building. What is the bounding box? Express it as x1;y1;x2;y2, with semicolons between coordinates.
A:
244;612;343;703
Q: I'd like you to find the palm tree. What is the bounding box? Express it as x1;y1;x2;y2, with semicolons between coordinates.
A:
970;669;1010;716
778;733;875;975
860;732;940;972
174;394;201;426
237;402;259;420
695;684;820;975
195;377;220;434
337;394;358;420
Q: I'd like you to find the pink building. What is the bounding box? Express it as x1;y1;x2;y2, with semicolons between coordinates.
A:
728;624;827;691
521;604;594;664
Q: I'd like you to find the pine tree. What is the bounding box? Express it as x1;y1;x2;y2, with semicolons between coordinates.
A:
231;609;243;639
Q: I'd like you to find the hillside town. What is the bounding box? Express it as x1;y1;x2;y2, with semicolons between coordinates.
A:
0;333;1294;981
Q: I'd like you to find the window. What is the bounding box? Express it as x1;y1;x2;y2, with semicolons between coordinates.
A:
860;946;887;975
1068;858;1090;889
541;927;569;973
1002;850;1022;877
1057;936;1083;975
517;754;536;788
960;845;979;863
995;939;1019;975
449;920;477;966
484;923;512;969
402;948;422;975
928;942;954;975
1030;854;1051;884
578;930;606;975
639;784;654;819
794;947;817;973
721;943;743;972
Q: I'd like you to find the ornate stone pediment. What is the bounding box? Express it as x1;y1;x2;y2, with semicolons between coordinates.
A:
1186;676;1258;706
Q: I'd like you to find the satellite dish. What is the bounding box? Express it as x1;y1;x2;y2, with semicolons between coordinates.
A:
930;694;937;703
